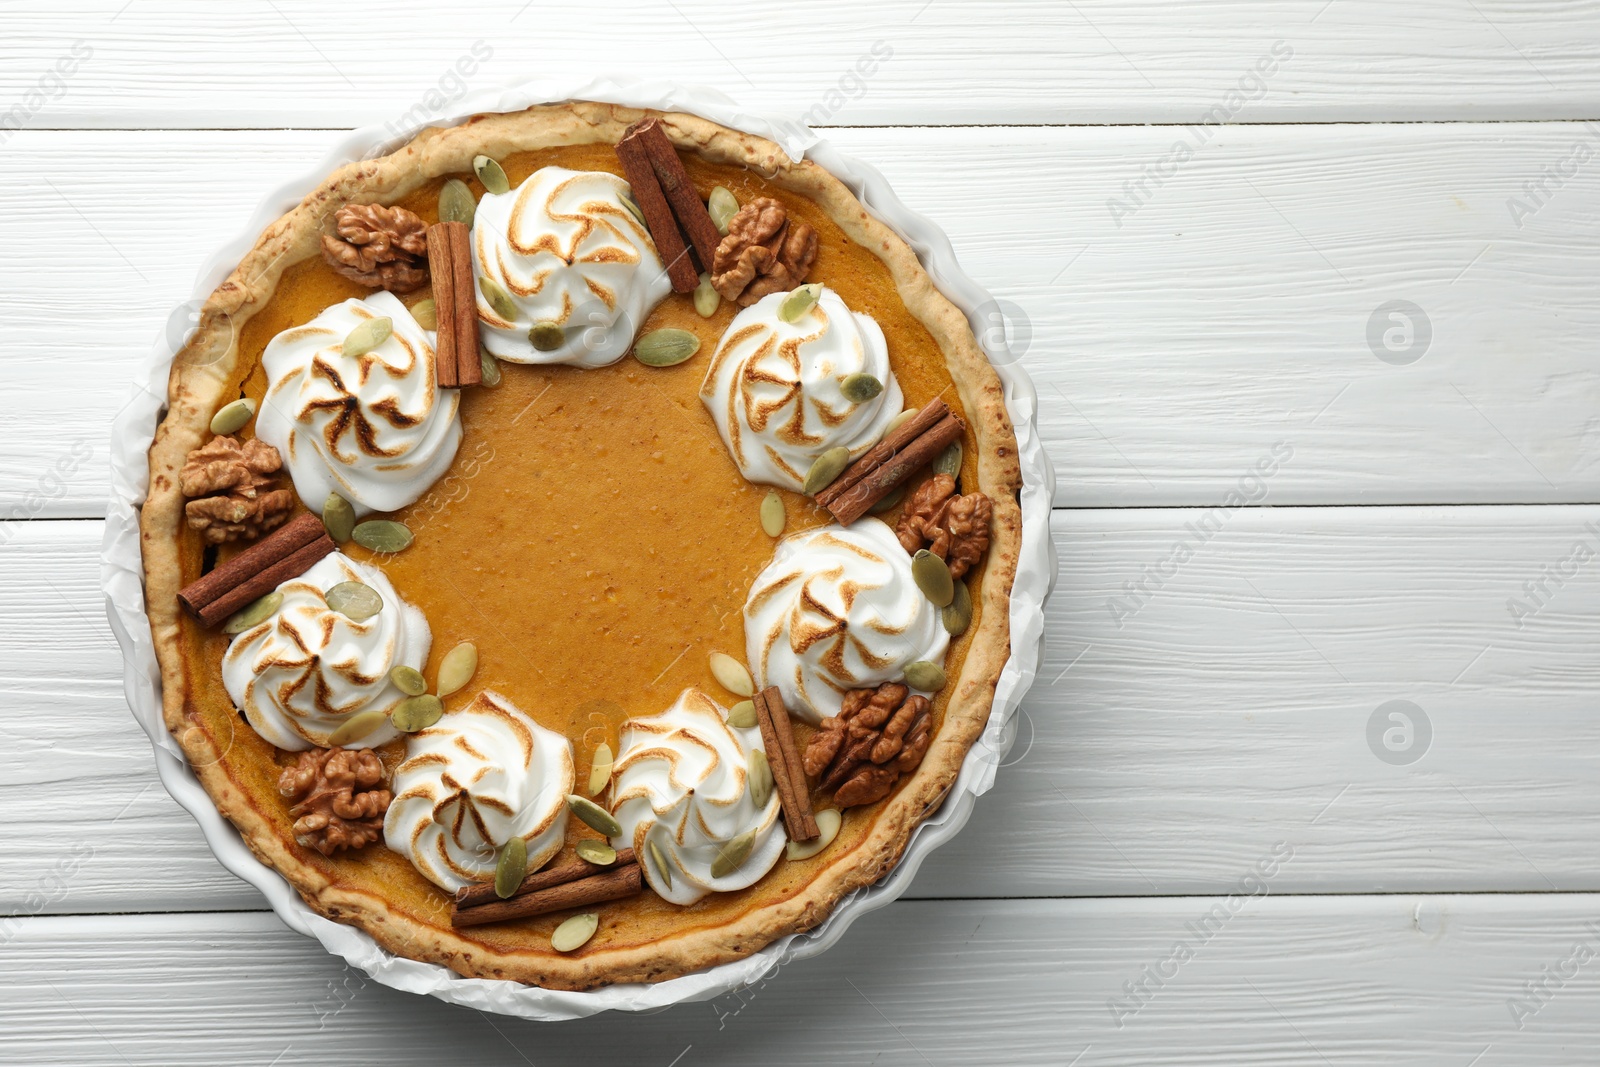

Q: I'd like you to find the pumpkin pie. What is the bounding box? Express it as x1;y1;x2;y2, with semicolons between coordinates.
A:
142;101;1022;990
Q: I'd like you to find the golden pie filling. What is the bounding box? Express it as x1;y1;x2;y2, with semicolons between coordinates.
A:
148;107;1020;988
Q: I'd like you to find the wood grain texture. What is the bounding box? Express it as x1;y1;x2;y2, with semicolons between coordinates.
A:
6;899;1600;1065
3;124;1597;515
4;1;1600;127
9;507;1599;914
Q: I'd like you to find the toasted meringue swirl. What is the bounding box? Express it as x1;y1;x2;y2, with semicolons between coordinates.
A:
256;291;461;516
221;552;430;751
384;690;574;893
609;688;785;905
745;518;950;724
472;166;671;368
700;286;903;490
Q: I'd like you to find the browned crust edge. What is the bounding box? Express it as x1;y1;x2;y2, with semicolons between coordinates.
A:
141;101;1024;990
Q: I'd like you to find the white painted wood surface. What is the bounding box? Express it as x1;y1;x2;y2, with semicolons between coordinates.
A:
5;0;1600;126
5;1;1599;1061
8;899;1600;1065
5;123;1600;514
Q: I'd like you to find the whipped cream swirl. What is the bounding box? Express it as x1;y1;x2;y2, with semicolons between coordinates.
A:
384;690;574;893
609;688;785;905
700;286;903;490
257;291;461;516
473;166;671;368
222;552;431;750
745;518;949;724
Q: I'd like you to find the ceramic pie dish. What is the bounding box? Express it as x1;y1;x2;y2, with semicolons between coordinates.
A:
105;81;1053;1017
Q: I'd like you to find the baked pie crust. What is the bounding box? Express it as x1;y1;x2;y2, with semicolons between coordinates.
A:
142;101;1022;989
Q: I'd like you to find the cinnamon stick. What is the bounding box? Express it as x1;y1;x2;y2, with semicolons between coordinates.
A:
178;513;335;627
823;414;965;527
426;223;459;389
445;222;481;387
454;848;635;910
629;117;722;272
817;398;952;508
615;122;698;293
451;863;644;928
754;687;820;842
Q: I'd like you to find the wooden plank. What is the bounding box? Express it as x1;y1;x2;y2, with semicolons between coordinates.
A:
4;123;1599;516
6;898;1600;1063
9;507;1600;914
5;1;1600;127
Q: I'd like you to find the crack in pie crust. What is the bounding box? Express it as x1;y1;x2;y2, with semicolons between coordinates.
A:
142;101;1022;989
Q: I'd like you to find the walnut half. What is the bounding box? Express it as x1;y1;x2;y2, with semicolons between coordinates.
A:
710;197;818;306
894;473;994;580
180;435;294;544
803;683;933;810
278;748;392;856
321;203;430;293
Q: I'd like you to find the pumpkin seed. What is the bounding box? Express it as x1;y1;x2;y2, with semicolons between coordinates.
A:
710;829;756;878
840;372;883;404
648;839;674;890
567;794;622;838
911;549;955;608
342;316;392;358
632;328;700;368
587;742;614;797
410;298;437;331
802;446;851;496
575;839;617;866
551;912;599;952
942;579;973;637
786;808;842;861
321;492;355;544
478;276;518;322
748;749;774;809
478;348;502;387
436;642;477;697
221;590;282;634
473;155;510;195
439;178;476;226
708;186;739;235
760;492;785;537
777;283;823;323
351;520;413;554
391;693;444;733
389;665;427;696
209;398;256;435
726;700;758;729
869;484;907;515
325;580;382;622
903;660;947;692
693;273;720;318
326;709;388;747
708;652;754;697
528;321;564;352
494;837;527;899
885;408;917;436
934;440;963;479
620;191;646;228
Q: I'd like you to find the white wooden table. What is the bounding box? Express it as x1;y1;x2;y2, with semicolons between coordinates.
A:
5;2;1599;1062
